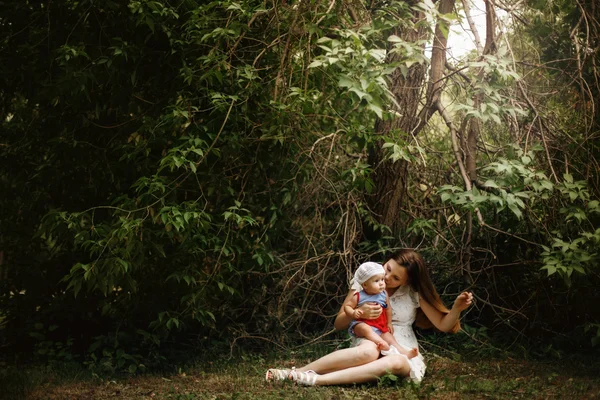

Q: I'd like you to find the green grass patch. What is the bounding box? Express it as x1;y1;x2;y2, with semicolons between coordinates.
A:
2;347;600;400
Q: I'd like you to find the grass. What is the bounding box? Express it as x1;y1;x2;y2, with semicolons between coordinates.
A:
2;351;600;400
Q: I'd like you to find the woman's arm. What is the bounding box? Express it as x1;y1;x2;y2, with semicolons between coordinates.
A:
343;293;359;320
419;291;473;333
385;292;394;334
334;290;357;330
334;290;383;330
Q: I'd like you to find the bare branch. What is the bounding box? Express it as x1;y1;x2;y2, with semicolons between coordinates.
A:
460;0;484;54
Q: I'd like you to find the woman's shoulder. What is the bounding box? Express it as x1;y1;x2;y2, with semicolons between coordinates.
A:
390;285;420;306
390;285;410;298
410;287;421;306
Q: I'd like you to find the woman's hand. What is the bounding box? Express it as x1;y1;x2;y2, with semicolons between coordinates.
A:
452;291;473;312
356;302;382;320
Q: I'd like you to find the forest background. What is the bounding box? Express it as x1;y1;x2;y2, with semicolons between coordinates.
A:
1;0;600;379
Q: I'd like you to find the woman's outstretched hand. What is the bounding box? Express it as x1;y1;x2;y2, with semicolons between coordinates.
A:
356;302;383;319
453;291;473;312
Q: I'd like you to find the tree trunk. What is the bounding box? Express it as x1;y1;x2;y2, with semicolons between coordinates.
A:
369;0;454;234
369;22;428;231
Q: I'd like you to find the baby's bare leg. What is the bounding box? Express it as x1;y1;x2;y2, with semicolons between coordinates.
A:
353;323;390;351
380;332;418;359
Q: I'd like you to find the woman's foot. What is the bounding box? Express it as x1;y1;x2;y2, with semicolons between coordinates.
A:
289;370;319;386
265;368;291;382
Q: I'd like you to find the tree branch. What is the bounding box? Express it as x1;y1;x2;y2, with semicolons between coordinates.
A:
461;0;483;54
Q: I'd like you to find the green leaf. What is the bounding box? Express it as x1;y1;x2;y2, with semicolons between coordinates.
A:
569;191;577;201
307;60;322;68
117;258;129;273
564;173;573;183
541;180;554;191
145;17;155;33
368;103;383;118
542;265;557;276
483;180;499;188
489;113;501;124
440;193;453;202
572;265;586;274
348;87;368;100
338;76;353;88
508;202;523;219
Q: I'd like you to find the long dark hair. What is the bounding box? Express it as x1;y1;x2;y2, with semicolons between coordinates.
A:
386;249;460;333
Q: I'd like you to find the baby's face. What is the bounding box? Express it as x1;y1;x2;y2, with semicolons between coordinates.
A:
362;273;386;294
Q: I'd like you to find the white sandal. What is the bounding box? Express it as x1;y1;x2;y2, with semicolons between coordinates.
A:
265;368;291;382
290;369;318;386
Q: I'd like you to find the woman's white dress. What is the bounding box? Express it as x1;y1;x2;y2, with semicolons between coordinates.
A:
351;285;427;383
388;285;427;383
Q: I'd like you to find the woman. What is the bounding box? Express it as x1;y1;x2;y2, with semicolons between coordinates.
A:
265;249;473;385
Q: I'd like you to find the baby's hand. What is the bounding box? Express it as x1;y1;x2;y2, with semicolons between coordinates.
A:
388;323;394;334
353;309;363;319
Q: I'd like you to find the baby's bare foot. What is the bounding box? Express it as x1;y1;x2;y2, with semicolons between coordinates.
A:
407;347;419;359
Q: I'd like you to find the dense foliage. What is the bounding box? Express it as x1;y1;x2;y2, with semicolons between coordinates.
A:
1;0;599;371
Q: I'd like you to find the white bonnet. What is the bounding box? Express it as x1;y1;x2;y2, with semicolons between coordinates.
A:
352;262;385;286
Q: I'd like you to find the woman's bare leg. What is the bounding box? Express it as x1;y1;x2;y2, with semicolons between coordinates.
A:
296;340;379;374
315;354;411;386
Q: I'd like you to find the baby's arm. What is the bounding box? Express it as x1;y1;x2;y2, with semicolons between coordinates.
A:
343;293;361;320
334;290;382;330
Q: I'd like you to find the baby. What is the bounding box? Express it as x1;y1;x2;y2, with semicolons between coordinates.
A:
344;262;418;358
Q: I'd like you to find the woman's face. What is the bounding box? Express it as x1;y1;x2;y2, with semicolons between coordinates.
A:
384;258;408;289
